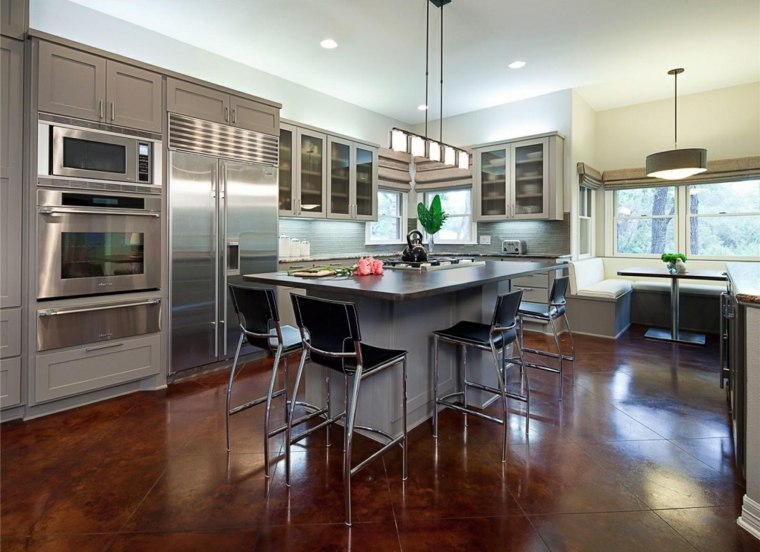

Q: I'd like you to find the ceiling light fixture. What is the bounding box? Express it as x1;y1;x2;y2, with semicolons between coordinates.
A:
320;38;338;49
508;60;526;69
645;68;707;180
390;0;469;170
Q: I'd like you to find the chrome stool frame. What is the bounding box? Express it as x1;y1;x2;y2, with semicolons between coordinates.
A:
433;290;528;463
287;293;408;526
518;275;576;400
226;285;324;478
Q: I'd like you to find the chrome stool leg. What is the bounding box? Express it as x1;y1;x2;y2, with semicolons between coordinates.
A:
433;334;440;438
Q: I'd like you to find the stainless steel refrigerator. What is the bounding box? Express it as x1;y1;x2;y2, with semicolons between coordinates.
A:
168;114;278;374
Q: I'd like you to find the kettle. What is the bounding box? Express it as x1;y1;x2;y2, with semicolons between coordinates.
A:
401;230;428;263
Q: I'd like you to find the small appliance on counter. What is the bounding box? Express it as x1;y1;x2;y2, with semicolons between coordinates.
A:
502;239;526;255
278;235;291;257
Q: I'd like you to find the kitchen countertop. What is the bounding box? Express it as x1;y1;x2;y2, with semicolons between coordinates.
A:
726;262;760;306
279;252;570;264
247;259;566;301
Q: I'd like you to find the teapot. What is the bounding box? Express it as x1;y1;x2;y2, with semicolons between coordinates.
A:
401;230;428;263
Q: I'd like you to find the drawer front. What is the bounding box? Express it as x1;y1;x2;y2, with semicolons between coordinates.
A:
35;333;160;403
0;356;22;408
0;308;21;359
37;298;161;352
512;272;549;289
514;285;549;303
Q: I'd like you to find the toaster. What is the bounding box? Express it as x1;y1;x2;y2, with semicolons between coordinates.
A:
501;239;526;255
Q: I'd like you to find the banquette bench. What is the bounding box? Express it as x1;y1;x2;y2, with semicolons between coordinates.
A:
566;257;725;338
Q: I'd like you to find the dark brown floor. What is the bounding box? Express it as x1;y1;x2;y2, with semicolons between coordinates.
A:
2;325;759;551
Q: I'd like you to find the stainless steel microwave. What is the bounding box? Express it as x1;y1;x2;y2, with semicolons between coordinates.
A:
38;122;156;185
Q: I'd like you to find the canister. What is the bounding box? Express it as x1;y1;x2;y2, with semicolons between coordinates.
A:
290;238;301;257
278;235;290;257
300;240;311;257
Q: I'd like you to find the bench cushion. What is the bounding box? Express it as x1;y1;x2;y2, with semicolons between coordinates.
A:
569;258;605;295
576;279;632;299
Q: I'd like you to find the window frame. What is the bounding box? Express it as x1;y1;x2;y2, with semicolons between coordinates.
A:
605;178;760;261
418;187;477;245
578;184;595;259
365;188;408;245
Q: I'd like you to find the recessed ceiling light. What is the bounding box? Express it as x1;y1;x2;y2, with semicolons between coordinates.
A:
417;104;429;111
320;38;338;49
508;60;526;69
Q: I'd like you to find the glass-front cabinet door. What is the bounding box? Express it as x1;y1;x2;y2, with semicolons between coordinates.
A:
327;137;352;219
297;129;326;218
353;145;377;220
475;145;509;220
512;137;549;219
278;123;296;215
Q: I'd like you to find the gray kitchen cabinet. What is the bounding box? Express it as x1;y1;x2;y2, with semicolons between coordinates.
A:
510;271;551;303
1;37;22;309
279;122;327;218
37;41;163;133
0;0;27;40
34;333;161;403
167;77;279;136
474;133;564;221
0;309;21;408
327;136;378;221
1;36;23;410
0;357;21;408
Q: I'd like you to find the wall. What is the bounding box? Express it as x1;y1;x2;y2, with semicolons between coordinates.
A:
595;82;760;171
28;0;404;145
570;91;600;258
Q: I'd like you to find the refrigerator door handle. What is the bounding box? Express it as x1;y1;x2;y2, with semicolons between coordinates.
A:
212;163;220;358
220;163;229;357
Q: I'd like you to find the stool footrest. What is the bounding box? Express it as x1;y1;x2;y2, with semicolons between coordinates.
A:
290;410;340;444
462;379;528;403
437;398;506;426
523;347;575;362
228;387;287;416
350;434;405;476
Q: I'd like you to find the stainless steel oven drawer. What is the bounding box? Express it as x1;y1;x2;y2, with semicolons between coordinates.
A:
37;298;161;351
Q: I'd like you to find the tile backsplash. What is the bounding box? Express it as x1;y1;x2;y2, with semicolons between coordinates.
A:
279;214;570;258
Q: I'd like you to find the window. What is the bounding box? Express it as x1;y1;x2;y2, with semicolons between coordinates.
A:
578;185;594;257
609;178;760;259
366;189;407;244
687;180;760;257
613;187;676;255
421;188;475;244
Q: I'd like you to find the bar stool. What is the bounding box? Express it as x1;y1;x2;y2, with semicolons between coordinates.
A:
226;284;323;478
517;275;576;400
288;293;408;526
432;290;528;463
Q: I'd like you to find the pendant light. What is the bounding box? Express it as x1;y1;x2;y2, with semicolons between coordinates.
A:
645;68;707;180
390;0;469;170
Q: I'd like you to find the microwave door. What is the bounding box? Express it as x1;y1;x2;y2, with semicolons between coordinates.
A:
52;126;136;181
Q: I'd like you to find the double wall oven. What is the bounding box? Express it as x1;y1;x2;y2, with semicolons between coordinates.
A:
36;115;163;354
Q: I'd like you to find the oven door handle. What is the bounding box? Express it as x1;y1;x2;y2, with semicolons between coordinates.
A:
38;206;160;217
38;298;161;317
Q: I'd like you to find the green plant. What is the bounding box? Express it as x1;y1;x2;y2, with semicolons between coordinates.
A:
660;252;687;263
417;194;448;235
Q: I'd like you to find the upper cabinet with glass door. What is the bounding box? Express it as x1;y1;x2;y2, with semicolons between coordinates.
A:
278;122;327;218
280;120;377;220
474;133;564;221
327;138;378;221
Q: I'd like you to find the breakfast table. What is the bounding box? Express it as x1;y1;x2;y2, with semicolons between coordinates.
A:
617;266;727;345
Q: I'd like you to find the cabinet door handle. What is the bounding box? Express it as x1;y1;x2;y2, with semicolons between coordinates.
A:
85;342;124;353
232;109;236;124
110;102;115;121
224;107;229;122
99;99;104;119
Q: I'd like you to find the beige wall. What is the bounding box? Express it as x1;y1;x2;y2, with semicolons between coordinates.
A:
594;82;760;171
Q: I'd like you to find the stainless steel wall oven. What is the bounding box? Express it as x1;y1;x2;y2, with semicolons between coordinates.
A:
37;189;161;300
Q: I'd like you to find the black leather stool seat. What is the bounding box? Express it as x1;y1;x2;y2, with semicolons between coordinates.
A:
434;320;516;348
516;301;566;321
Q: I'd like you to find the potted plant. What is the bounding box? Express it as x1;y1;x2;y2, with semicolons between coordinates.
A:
661;252;687;273
417;194;447;253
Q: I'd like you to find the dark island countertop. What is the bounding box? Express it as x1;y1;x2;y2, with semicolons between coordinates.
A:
245;260;566;302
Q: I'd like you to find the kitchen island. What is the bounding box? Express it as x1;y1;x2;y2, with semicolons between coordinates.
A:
244;260;566;437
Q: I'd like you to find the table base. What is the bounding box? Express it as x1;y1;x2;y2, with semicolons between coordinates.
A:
644;327;706;345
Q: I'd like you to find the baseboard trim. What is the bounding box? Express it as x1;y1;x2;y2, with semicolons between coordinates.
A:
738;495;760;541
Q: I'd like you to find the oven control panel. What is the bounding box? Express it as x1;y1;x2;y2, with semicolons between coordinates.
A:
138;142;151;182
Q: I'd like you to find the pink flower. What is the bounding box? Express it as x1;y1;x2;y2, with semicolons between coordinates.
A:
353;257;384;276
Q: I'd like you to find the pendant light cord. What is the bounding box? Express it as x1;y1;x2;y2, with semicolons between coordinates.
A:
439;3;444;144
673;69;678;149
424;0;430;140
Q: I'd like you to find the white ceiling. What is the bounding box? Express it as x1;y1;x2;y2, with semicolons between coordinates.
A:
69;0;759;124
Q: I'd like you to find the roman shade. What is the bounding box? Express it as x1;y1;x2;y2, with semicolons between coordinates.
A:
378;148;412;191
577;162;602;189
413;157;472;191
601;156;760;190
